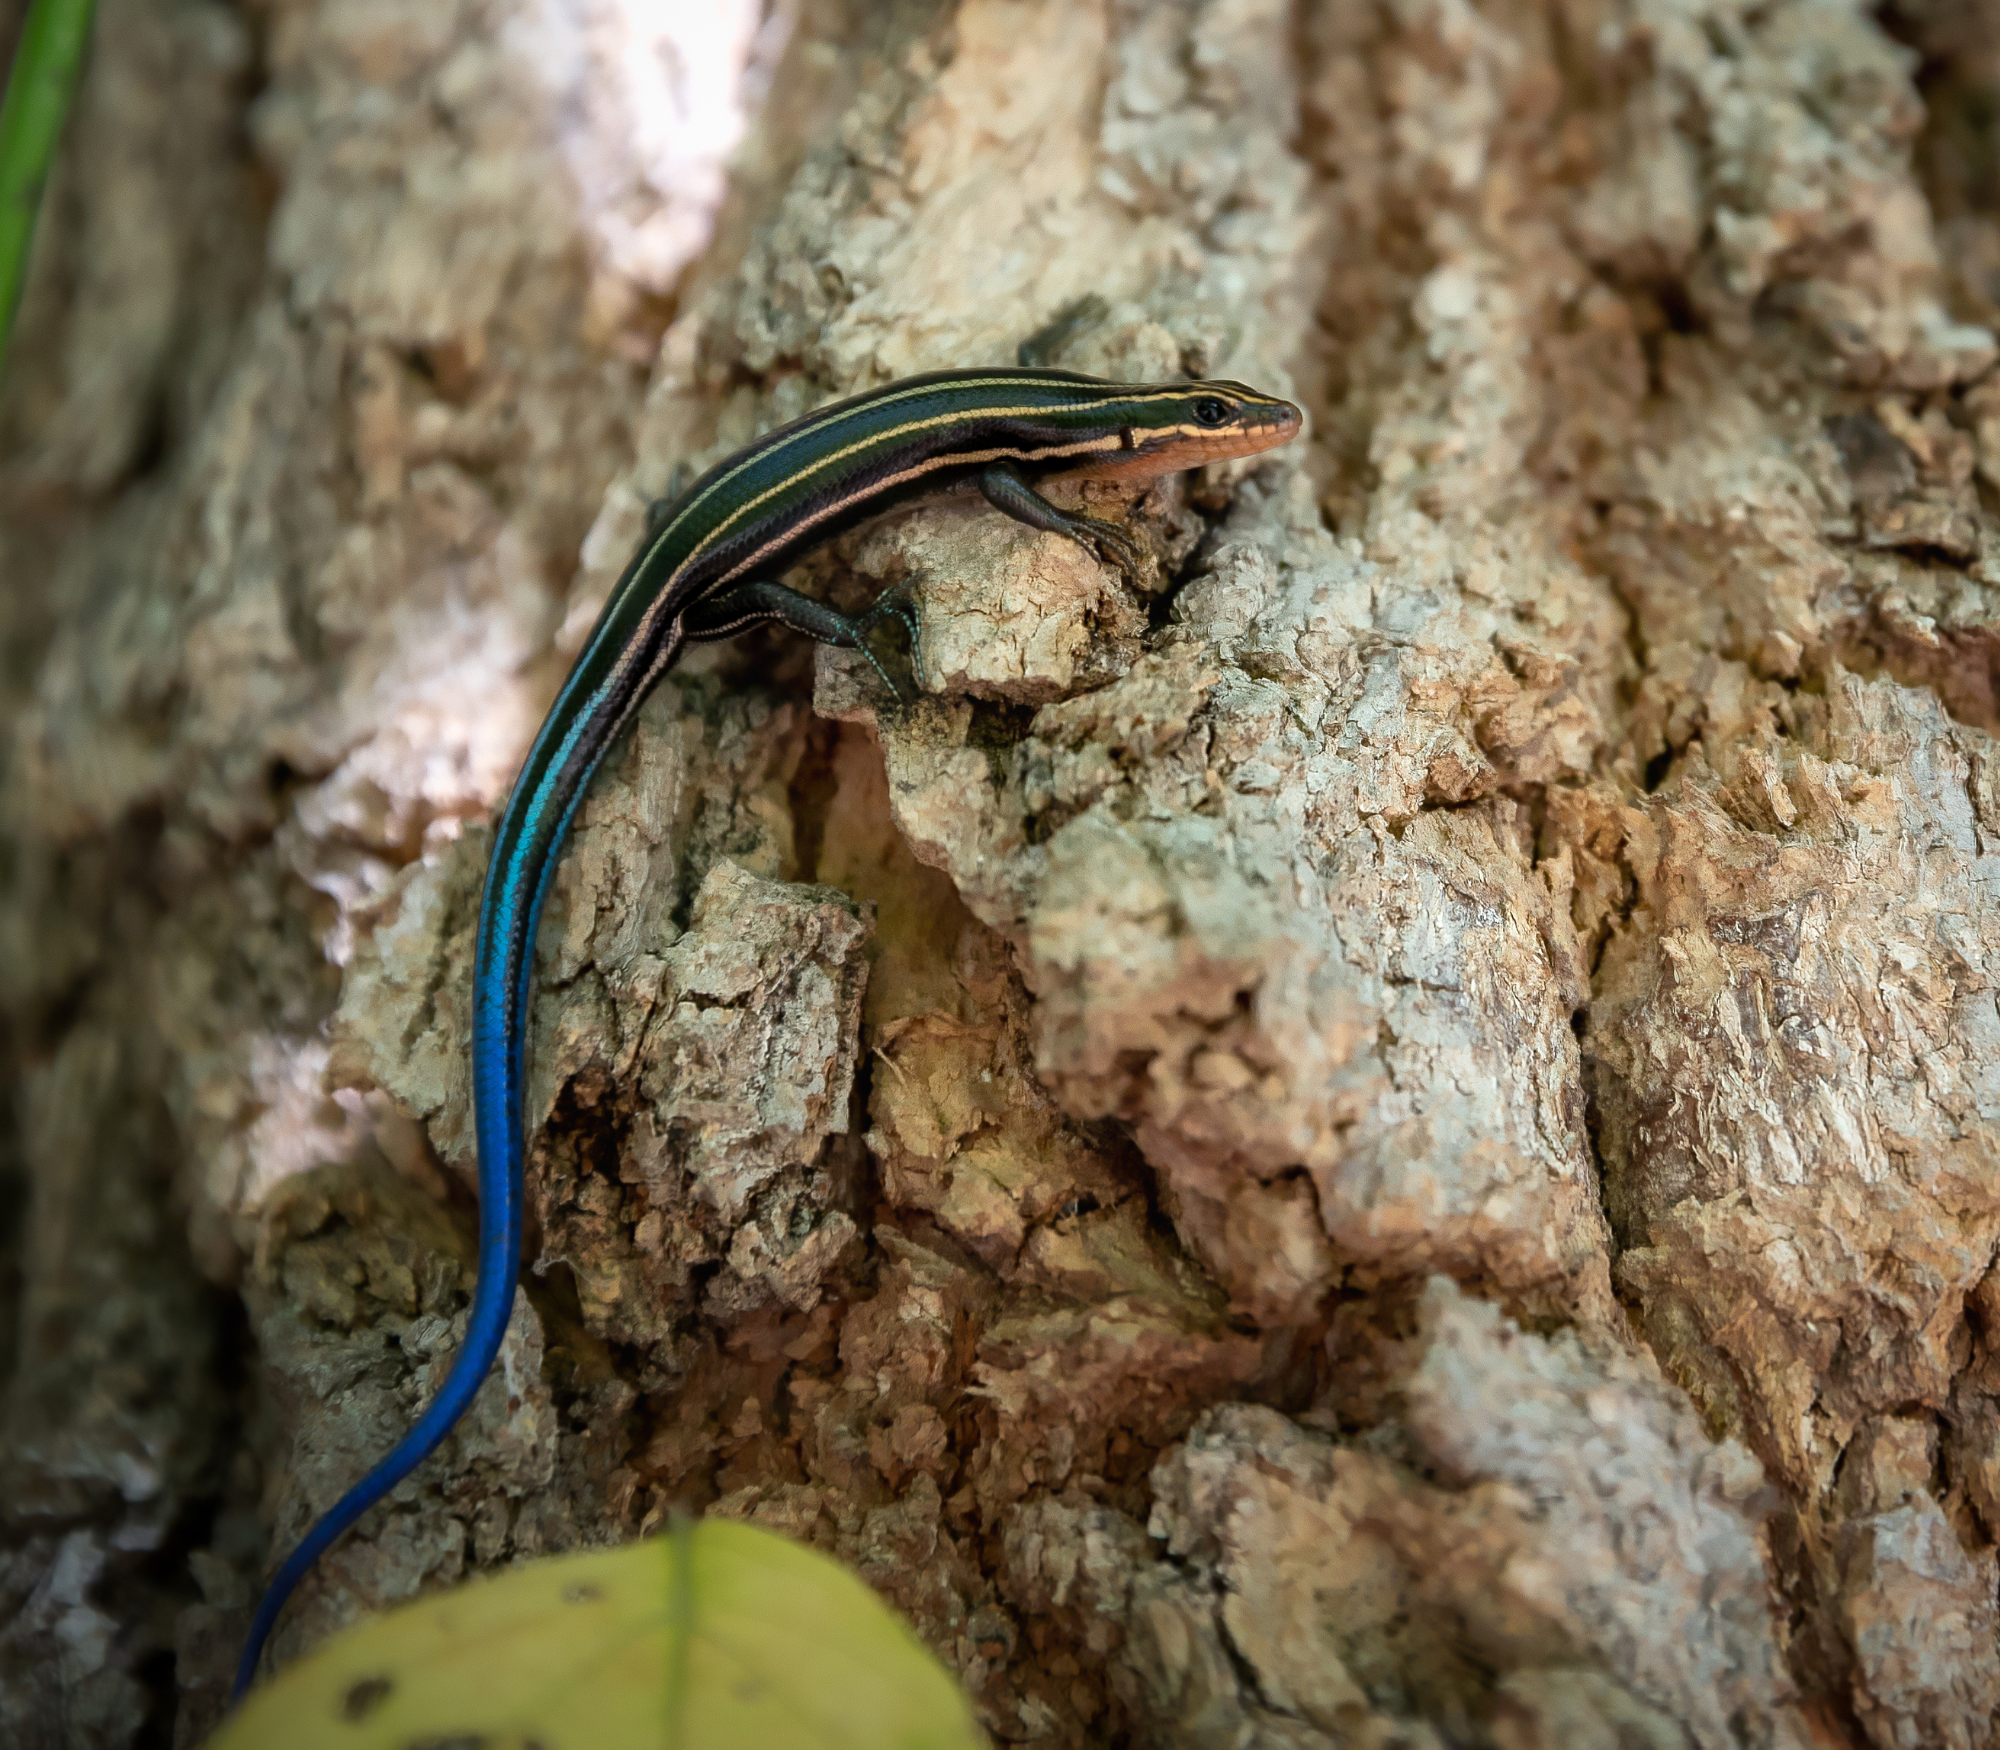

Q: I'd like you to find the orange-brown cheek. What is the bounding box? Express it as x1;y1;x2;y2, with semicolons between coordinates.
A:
1056;433;1231;482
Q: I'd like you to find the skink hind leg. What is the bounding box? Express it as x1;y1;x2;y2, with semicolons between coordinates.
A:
976;460;1149;581
682;578;924;701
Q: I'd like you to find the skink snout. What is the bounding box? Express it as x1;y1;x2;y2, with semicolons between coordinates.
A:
1226;392;1303;462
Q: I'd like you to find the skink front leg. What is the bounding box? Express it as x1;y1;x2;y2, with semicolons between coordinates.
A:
976;460;1148;580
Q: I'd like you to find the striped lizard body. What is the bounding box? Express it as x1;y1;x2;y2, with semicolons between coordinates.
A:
234;366;1301;1697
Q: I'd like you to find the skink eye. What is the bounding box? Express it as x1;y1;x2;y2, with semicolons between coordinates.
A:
1190;396;1231;427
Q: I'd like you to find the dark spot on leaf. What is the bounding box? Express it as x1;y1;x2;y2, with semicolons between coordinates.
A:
340;1675;394;1721
402;1737;488;1750
734;1676;770;1703
562;1582;604;1604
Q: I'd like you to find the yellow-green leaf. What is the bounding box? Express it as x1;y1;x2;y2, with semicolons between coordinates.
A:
212;1518;987;1750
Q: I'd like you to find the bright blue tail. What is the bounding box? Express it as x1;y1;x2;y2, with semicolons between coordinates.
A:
231;601;672;1704
229;1186;521;1699
231;788;546;1701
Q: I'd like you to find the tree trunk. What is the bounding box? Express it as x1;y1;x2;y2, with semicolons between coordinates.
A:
6;1;2000;1746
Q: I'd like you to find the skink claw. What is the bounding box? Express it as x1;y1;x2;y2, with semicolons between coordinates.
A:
1073;514;1150;582
853;582;925;702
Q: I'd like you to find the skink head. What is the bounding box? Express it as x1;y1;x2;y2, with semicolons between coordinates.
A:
1077;378;1303;480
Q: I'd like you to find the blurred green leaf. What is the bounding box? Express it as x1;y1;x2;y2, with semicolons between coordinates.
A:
0;0;97;377
213;1518;986;1750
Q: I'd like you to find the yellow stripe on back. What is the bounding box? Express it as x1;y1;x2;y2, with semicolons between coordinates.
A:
708;432;1125;590
647;379;1196;582
596;374;1290;686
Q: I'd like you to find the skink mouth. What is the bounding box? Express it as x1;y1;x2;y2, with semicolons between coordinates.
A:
1220;398;1304;458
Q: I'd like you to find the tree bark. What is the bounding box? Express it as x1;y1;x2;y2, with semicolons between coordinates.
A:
6;1;2000;1747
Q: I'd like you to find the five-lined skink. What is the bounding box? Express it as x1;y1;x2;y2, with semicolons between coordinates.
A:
235;365;1302;1696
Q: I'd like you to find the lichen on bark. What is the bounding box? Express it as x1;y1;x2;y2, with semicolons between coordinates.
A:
8;1;2000;1748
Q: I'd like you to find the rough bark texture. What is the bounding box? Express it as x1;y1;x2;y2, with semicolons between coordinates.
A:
6;1;2000;1747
